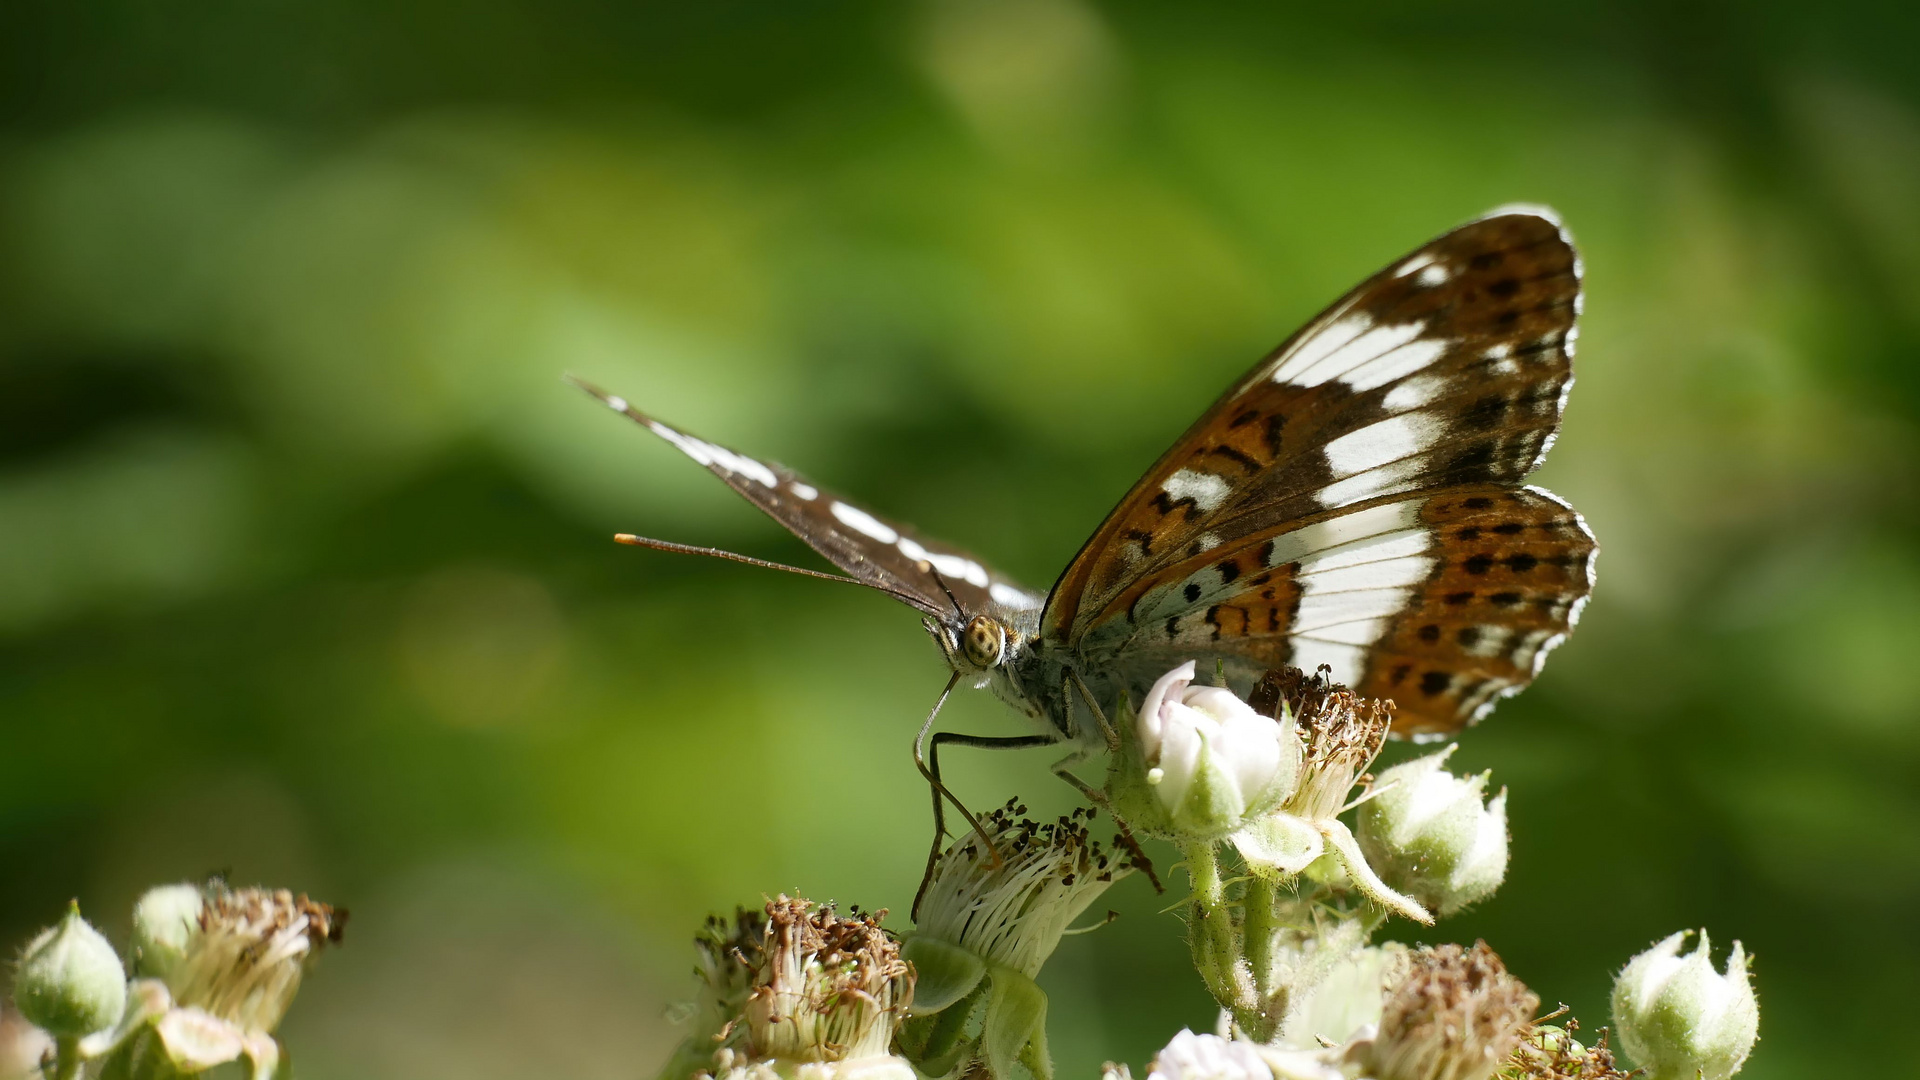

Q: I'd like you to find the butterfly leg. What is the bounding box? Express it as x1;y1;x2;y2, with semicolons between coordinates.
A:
1065;668;1121;751
913;728;1060;919
1047;748;1163;894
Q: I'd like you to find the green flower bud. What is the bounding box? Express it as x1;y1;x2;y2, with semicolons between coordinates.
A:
130;884;205;982
1356;745;1508;918
13;902;127;1038
1610;930;1758;1080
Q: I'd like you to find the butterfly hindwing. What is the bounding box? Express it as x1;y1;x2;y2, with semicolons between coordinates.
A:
571;379;1044;620
1044;210;1581;651
1077;484;1594;737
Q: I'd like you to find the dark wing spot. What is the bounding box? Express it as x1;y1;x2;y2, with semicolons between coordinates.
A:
1164;616;1180;639
1449;442;1498;471
1230;408;1260;427
1218;561;1241;585
1417;624;1441;643
1506;553;1540;573
1497;309;1520;325
1465;497;1494;509
1206;444;1262;471
1420;671;1452;696
1489;591;1522;606
1488;277;1521;297
1126;529;1154;557
1445;591;1474;605
1206;605;1223;640
1461;395;1511;430
1457;626;1482;647
1389;664;1411;685
1456;526;1481;540
1263;414;1287;456
1470;252;1502;271
1184;582;1203;604
1259;538;1276;566
1464;554;1496;575
1492;522;1525;535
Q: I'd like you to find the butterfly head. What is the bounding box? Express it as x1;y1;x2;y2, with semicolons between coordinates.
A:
925;611;1012;680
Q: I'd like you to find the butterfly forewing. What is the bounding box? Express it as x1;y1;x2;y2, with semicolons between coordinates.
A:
571;379;1045;620
1044;210;1581;649
1041;209;1589;736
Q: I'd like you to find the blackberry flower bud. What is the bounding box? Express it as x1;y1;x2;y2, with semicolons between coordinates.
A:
1356;746;1508;918
1146;1029;1346;1080
1147;1030;1272;1080
13;902;126;1039
1368;942;1537;1080
1112;662;1301;841
1610;930;1757;1080
130;883;204;982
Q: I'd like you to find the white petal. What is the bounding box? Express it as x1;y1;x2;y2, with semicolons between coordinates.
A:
1139;661;1197;763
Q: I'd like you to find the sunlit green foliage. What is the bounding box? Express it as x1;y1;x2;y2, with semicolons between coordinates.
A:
3;2;1917;1077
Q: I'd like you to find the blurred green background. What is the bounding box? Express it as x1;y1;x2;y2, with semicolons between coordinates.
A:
3;1;1918;1076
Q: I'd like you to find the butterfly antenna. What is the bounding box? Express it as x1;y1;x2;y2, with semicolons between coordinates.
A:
918;560;968;620
611;534;935;610
612;534;857;583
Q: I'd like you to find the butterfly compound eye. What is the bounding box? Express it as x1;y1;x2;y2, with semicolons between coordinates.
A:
961;615;1005;669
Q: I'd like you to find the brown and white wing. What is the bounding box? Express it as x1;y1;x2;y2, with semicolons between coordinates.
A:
1044;208;1591;736
573;379;1045;620
1079;485;1595;739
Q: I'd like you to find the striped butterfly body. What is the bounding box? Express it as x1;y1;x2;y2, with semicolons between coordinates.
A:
577;207;1595;767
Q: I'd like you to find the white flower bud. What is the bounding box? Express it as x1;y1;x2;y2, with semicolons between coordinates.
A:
13;902;127;1039
1611;930;1758;1080
1355;746;1508;918
1123;662;1300;839
130;884;204;982
1147;1030;1272;1080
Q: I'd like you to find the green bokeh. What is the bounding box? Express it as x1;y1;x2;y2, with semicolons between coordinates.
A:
4;3;1917;1077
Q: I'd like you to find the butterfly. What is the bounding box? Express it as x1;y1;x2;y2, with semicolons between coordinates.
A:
573;206;1595;883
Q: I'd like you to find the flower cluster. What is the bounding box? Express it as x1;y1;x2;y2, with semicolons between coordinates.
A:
7;881;340;1080
651;659;1760;1080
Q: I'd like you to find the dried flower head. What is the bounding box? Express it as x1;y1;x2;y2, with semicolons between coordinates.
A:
1368;942;1538;1080
914;802;1140;980
1500;1019;1631;1080
666;906;766;1072
1251;666;1391;824
164;885;343;1036
743;896;912;1064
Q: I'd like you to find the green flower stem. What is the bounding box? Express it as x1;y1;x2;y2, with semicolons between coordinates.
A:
1184;842;1244;1018
52;1036;82;1080
1238;873;1282;1041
